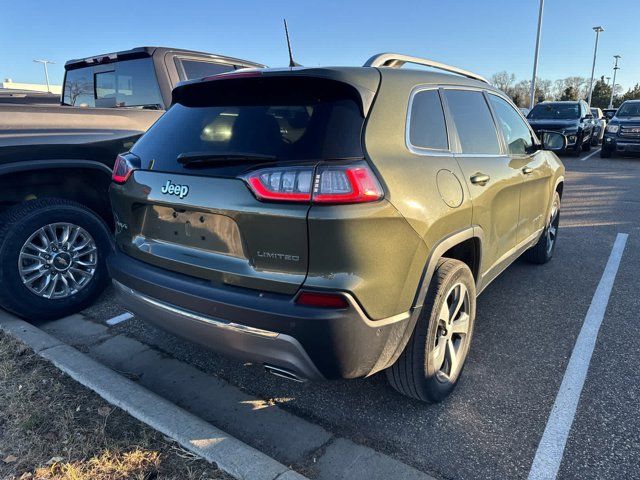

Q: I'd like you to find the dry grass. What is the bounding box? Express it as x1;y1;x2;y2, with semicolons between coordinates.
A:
0;332;230;480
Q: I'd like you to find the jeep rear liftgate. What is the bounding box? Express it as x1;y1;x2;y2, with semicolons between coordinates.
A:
110;73;375;295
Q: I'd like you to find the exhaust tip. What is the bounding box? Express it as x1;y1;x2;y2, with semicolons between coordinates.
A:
264;364;306;383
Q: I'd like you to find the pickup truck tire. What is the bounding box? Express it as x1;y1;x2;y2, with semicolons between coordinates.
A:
0;198;111;321
582;137;592;152
600;148;612;158
525;191;560;264
386;258;476;402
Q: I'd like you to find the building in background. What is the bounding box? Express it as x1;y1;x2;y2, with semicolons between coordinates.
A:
0;79;60;105
1;78;62;94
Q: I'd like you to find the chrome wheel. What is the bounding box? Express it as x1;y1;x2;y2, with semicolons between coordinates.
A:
431;282;471;382
18;223;97;299
546;195;560;255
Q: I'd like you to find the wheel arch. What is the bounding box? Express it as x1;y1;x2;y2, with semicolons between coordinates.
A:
376;227;483;373
413;227;483;308
0;160;114;225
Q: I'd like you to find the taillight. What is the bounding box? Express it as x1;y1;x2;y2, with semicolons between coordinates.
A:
313;165;383;204
295;291;350;309
245;166;314;202
112;153;140;184
242;162;383;204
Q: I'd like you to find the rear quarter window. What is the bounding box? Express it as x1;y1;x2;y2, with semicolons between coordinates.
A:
176;59;235;80
408;89;448;151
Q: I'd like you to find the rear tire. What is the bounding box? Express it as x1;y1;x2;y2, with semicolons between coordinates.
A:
0;198;112;321
582;135;592;151
386;258;476;402
525;191;560;264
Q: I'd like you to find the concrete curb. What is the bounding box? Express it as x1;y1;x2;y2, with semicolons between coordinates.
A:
0;314;307;480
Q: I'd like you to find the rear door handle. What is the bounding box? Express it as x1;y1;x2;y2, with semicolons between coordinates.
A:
470;173;490;186
522;166;533;175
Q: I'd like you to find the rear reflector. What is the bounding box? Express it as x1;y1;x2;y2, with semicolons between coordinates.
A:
295;291;350;309
241;162;383;204
112;153;140;184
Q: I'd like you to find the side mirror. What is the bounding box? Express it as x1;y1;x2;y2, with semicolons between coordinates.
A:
539;130;567;151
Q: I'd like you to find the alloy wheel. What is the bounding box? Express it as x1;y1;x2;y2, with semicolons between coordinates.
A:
431;282;471;382
18;222;97;299
546;197;560;255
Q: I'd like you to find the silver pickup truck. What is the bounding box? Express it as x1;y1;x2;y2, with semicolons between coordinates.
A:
0;46;262;320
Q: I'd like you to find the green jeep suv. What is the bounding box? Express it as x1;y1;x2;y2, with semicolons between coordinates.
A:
108;54;565;402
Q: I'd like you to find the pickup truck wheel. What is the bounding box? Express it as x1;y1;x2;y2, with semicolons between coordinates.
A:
600;148;612;158
582;136;592;151
386;258;476;402
0;199;111;321
525;191;560;264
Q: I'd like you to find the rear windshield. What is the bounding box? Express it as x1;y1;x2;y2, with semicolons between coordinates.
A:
528;103;580;120
131;76;365;175
63;58;163;109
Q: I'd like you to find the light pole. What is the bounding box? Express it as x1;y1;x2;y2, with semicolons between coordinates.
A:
33;59;54;93
605;76;611;85
608;55;621;109
529;0;544;110
587;26;604;107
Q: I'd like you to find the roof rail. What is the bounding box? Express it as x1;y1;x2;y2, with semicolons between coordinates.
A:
364;53;489;84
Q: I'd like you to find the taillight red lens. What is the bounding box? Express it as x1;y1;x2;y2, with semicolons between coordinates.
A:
313;164;383;204
112;153;140;184
295;291;350;309
243;167;314;202
242;162;383;204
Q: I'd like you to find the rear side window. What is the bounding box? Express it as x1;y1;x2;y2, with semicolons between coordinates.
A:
488;95;533;155
133;76;365;175
444;90;501;155
177;59;235;80
408;89;448;150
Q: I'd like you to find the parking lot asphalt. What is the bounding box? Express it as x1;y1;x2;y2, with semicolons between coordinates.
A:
77;148;640;480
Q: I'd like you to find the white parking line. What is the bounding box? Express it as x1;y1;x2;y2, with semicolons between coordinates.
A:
106;312;134;326
528;233;628;480
580;148;601;161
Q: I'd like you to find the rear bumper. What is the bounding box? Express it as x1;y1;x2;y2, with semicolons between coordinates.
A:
113;279;323;381
107;250;414;380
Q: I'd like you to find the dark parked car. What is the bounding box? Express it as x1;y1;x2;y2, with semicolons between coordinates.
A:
0;46;263;321
591;107;607;145
527;101;594;156
108;53;565;402
602;100;640;158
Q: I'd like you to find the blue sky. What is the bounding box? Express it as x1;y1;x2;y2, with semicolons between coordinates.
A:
1;0;638;91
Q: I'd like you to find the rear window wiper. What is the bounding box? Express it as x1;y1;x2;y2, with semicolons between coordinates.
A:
177;152;277;167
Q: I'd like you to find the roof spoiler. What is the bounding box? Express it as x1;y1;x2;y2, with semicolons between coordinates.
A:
364;53;488;84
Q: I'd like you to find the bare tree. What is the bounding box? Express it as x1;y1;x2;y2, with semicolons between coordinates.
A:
536;78;552;102
552;79;565;100
490;71;516;94
512;80;531;107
